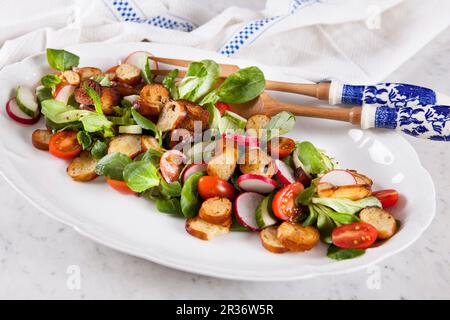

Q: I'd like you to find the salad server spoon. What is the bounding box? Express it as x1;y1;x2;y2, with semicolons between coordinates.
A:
230;92;450;141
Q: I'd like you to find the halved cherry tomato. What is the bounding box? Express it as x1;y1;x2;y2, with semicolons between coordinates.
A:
106;178;136;195
269;137;296;159
198;176;235;200
272;182;304;221
215;102;231;116
160;150;187;183
48;131;82;159
332;222;378;249
372;189;399;208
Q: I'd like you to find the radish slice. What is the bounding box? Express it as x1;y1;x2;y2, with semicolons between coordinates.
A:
124;51;158;71
234;192;265;231
274;159;295;185
224;133;259;147
55;85;75;105
319;169;357;186
6;98;40;125
182;163;207;184
237;174;277;194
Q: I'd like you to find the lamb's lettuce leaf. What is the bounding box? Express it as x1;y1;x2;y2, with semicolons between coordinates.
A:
162;69;179;99
312;196;381;215
123;160;159;193
178;60;220;102
46;48;79;71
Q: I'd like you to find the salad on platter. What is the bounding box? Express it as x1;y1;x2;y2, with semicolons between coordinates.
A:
5;48;401;260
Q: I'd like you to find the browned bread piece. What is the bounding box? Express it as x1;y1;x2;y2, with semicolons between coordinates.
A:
141;135;163;153
107;134;142;158
317;182;372;200
156;100;187;132
67;151;98;182
74;79;102;105
185;216;230;240
62;70;81;85
31;129;52;151
199;197;232;224
136;83;169;116
207;147;238;181
276;222;319;252
260;226;289;254
116;63;141;86
359;206;397;240
74;67;102;80
246;114;270;138
100;87;121;115
177;100;210;132
239;148;275;178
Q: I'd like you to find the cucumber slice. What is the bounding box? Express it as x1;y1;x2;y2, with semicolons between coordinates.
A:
220;110;247;134
224;110;247;127
16;86;39;118
119;125;143;134
255;193;278;228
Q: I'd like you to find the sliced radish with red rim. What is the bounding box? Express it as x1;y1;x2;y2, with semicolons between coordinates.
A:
319;169;357;186
234;192;265;231
55;85;75;105
237;174;277;194
124;51;158;71
182;163;208;184
6;98;40;125
274;159;295;185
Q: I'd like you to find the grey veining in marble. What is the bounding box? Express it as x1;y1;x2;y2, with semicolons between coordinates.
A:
0;28;449;300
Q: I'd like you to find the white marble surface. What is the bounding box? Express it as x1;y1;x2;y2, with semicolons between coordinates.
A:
1;28;450;300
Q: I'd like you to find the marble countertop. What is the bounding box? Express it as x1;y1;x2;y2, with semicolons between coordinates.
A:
1;29;449;300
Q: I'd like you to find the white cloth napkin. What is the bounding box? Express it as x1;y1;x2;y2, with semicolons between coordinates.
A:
0;0;448;83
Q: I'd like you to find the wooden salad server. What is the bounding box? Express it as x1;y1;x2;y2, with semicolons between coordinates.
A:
230;92;450;141
151;57;450;109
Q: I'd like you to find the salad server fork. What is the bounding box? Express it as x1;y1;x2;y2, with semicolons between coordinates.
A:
151;57;450;109
231;92;450;141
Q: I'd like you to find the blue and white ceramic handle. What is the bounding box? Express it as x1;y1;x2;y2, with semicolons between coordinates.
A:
361;104;450;141
329;80;450;108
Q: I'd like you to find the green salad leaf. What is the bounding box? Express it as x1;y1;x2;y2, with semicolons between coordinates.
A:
46;48;80;71
95;152;132;181
156;198;183;215
219;110;247;134
131;109;162;145
205;103;221;130
93;74;111;87
76;131;92;150
162;69;179;99
123;160;160;193
216;66;265;104
327;245;365;260
41;74;61;88
180;171;206;218
178;60;220;102
36;87;53;105
296;141;330;175
312;197;381;215
265;111;295;140
91;140;108;160
141;56;153;84
80;113;112;133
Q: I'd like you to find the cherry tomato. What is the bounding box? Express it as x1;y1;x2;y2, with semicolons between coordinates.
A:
215;102;231;116
269;137;296;159
372;189;399;208
106;178;136;195
272;182;304;221
160;150;187;183
198;176;235;200
48;131;82;159
332;222;378;249
106;65;119;73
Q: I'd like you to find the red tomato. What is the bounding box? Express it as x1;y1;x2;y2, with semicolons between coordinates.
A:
332;222;378;249
272;182;304;221
160;150;187;183
269;137;296;159
198;176;235;200
106;65;119;73
48;131;82;159
106;178;136;195
372;189;399;208
215;102;231;116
